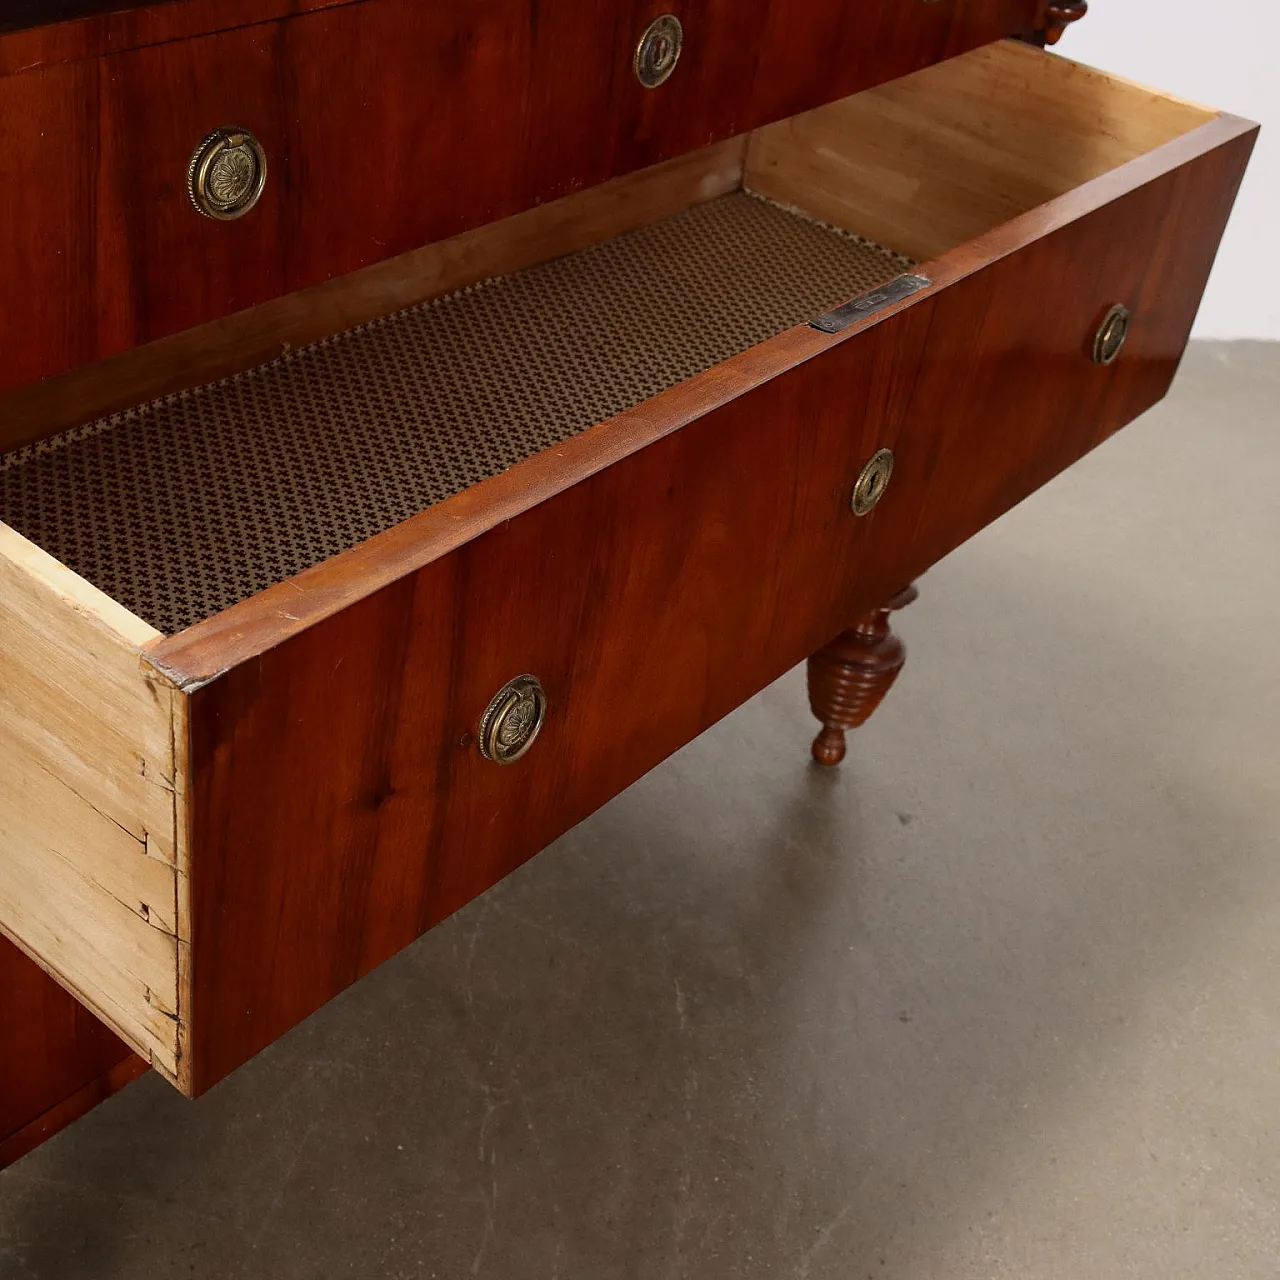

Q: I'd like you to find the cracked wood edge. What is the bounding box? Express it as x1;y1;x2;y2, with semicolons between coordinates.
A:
0;520;189;1089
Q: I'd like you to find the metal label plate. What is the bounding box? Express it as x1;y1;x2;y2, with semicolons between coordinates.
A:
809;273;932;335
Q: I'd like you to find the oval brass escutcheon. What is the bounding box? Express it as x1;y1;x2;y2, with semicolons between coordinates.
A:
478;674;547;764
851;448;895;517
188;126;268;220
634;14;683;88
1093;303;1131;366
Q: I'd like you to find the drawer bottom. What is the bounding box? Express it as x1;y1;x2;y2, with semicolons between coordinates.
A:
0;193;910;636
0;39;1254;1096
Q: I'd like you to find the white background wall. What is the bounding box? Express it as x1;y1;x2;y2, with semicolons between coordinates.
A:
1061;2;1278;340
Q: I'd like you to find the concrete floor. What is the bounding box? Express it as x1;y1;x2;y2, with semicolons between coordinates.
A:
1;341;1277;1279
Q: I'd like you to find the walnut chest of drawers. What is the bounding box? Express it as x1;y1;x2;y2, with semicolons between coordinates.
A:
0;0;1256;1162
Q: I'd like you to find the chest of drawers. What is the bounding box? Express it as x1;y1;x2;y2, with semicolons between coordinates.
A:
0;0;1255;1160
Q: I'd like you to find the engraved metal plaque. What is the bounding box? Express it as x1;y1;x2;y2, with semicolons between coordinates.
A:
810;273;932;334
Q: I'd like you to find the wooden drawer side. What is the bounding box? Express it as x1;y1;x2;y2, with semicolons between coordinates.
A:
0;40;1255;1098
0;524;186;1083
174;109;1255;1096
743;40;1220;264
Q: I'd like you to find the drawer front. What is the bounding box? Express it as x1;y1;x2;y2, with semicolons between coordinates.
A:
851;141;1256;611
177;114;1252;1092
0;935;146;1170
0;0;1042;395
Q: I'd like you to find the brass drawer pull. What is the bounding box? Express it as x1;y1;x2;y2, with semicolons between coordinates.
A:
851;448;894;516
635;14;683;88
188;126;268;221
478;675;547;764
1093;303;1131;365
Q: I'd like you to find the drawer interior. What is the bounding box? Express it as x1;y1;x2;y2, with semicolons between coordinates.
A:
742;38;1216;263
0;40;1219;638
0;195;910;634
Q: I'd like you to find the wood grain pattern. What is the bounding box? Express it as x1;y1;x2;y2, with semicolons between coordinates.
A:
0;523;188;1083
808;584;918;766
173;110;1254;1091
744;40;1215;262
0;0;356;74
0;1053;148;1171
0;41;1256;1104
1;0;165;32
150;101;1257;687
0;933;146;1171
0;0;1043;396
0;137;747;452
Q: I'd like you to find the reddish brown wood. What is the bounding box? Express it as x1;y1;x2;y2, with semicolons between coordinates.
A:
1045;1;1088;43
0;0;1042;397
808;585;918;766
0;1056;149;1171
1;0;179;34
0;935;146;1171
157;119;1255;1094
0;0;354;71
150;111;1257;687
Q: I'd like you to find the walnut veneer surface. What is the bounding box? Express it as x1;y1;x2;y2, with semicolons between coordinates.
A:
0;0;1044;392
0;0;162;30
0;22;1257;1167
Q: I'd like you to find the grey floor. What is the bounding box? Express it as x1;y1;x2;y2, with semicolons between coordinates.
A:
1;341;1277;1280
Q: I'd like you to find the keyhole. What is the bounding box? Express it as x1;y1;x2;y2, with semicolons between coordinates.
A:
635;15;683;87
1093;305;1131;365
852;448;894;516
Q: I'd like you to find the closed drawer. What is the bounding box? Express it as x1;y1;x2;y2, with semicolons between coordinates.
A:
0;42;1254;1093
0;934;144;1171
0;0;1044;395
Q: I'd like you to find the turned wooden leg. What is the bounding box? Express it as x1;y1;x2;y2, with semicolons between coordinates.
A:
807;584;918;766
1044;0;1088;43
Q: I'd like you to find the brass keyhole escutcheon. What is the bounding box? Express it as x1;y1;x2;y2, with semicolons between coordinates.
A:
478;675;547;764
635;14;683;88
1093;303;1131;365
188;126;268;220
851;448;895;517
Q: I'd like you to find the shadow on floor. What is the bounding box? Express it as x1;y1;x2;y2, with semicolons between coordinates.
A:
2;342;1278;1280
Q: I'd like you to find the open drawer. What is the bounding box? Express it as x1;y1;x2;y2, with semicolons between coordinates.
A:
0;41;1255;1094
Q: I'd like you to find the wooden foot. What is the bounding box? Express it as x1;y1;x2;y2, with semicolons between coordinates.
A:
1044;1;1088;43
807;584;918;766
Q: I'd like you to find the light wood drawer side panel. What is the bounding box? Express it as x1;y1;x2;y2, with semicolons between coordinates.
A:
0;524;184;1079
